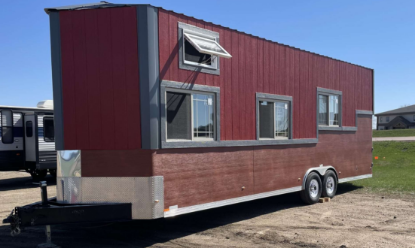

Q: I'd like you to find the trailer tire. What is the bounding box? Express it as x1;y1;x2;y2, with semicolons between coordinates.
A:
300;172;322;204
30;169;47;181
322;170;337;198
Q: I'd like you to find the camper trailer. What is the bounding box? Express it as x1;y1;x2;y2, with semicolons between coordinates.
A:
0;101;56;180
5;2;374;237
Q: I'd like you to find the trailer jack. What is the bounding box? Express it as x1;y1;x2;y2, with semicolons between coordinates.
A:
3;181;132;247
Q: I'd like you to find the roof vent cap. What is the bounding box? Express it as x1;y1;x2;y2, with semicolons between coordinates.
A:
37;100;54;109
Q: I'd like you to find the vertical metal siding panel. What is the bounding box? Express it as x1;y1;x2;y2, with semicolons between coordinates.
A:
310;54;317;136
212;26;221;88
263;42;270;93
251;38;258;140
124;7;141;149
59;11;77;149
178;16;191;84
204;23;215;87
268;42;275;94
194;19;206;85
299;52;306;138
231;31;240;140
274;45;281;95
224;29;233;140
158;10;170;81
213;25;225;139
238;33;245;140
97;8;115;150
111;8;128;150
84;9;102;150
293;50;300;139
244;34;252;140
72;11;90;149
168;13;180;84
257;40;264;93
280;46;287;96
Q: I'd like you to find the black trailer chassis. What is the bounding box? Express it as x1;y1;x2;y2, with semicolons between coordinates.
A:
3;181;132;247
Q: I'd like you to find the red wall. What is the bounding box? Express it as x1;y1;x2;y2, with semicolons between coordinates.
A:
59;7;141;150
158;9;373;140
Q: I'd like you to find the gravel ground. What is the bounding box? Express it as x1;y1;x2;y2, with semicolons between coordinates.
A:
1;172;415;248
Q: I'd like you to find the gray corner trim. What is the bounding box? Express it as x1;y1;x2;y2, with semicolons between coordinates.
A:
49;12;64;150
178;22;220;75
137;6;160;149
372;70;375;114
162;138;318;149
317;87;343;96
160;80;220;146
256;92;293;140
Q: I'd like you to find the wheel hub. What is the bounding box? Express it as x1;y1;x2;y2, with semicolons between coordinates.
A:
309;179;319;198
326;176;335;194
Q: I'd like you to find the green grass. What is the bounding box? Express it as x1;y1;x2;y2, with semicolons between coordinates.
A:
373;129;415;137
349;141;415;195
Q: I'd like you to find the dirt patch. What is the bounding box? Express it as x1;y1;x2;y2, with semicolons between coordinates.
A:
1;172;415;248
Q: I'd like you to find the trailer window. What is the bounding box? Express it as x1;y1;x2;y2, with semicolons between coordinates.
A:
166;91;215;141
318;94;340;126
26;121;33;137
259;100;290;139
43;117;55;142
1;110;13;144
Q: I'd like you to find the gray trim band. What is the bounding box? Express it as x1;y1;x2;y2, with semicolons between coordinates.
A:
317;87;343;96
49;11;64;150
160;80;221;147
162;138;318;149
137;6;160;149
338;174;372;183
256;93;293;140
178;22;220;75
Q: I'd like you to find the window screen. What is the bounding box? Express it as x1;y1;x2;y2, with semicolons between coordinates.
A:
329;95;339;126
1;110;13;144
43;117;55;142
26;121;33;137
167;92;192;140
259;101;274;138
185;40;212;65
193;94;214;139
318;95;328;125
275;102;289;138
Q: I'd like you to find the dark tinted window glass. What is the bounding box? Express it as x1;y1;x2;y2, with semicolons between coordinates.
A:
44;117;55;142
318;95;328;125
1;110;13;144
167;92;191;140
259;101;274;138
184;40;212;65
26;121;33;137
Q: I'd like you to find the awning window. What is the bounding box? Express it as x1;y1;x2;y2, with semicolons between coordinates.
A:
184;32;232;59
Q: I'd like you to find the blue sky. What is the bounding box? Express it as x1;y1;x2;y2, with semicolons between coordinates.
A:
1;0;414;116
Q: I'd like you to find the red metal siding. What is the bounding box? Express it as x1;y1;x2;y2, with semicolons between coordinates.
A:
59;7;141;150
158;9;373;140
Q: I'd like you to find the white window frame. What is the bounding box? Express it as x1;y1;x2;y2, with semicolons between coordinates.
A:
184;32;232;59
165;88;216;142
380;116;383;123
386;116;390;122
182;29;219;70
318;94;341;127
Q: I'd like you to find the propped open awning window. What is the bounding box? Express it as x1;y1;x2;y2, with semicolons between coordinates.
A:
184;32;232;59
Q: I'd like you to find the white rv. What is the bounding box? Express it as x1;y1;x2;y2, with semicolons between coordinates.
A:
0;100;56;180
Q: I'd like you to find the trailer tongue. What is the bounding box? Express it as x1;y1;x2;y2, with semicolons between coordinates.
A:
3;181;132;246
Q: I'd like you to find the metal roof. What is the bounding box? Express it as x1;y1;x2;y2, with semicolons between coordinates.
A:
0;105;53;112
44;2;374;71
375;104;415;116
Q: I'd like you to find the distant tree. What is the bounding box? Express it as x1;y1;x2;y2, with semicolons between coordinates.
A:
400;104;411;108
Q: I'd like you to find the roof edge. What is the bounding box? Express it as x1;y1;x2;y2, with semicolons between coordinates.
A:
43;1;374;71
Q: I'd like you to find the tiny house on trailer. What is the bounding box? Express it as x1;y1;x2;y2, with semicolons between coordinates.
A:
5;2;374;235
0;101;56;180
